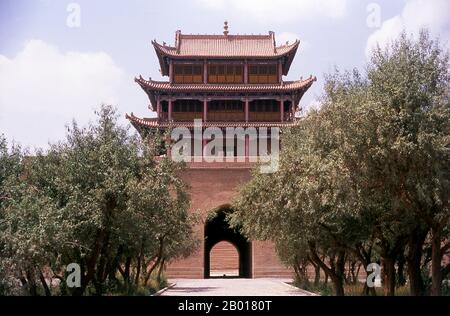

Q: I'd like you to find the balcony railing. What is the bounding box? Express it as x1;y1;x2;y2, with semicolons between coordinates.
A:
249;112;280;122
172;112;203;121
159;111;294;122
208;111;245;122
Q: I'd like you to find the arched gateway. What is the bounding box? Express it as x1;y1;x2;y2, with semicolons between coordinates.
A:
204;208;252;278
127;24;314;279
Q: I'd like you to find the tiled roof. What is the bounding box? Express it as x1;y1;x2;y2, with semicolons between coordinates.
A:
135;76;316;93
153;33;299;58
126;113;298;129
153;30;301;76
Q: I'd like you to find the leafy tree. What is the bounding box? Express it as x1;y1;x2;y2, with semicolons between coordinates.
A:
0;106;198;295
230;30;449;296
367;31;450;295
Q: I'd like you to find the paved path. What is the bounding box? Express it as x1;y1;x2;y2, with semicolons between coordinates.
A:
161;278;314;296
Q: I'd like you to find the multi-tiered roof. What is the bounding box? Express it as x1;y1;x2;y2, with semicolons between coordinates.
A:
127;24;315;131
153;31;300;75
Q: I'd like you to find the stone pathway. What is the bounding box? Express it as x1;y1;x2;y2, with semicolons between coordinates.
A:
161;278;314;296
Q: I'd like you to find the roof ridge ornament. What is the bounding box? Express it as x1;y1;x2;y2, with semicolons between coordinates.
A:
269;31;276;53
175;30;181;53
223;20;229;36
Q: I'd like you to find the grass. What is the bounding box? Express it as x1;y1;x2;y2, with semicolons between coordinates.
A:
293;278;411;296
343;283;410;296
51;271;169;296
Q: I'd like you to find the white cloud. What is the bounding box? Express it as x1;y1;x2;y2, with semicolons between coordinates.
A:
0;40;126;149
366;0;450;56
301;99;322;115
196;0;348;22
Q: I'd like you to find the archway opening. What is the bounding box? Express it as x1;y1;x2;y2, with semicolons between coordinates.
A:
204;207;252;278
210;241;239;277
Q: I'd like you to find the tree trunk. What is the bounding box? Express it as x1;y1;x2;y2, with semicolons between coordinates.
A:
106;249;122;285
39;271;51;296
430;227;442;296
294;259;310;287
314;263;321;286
348;261;358;285
144;237;165;286
73;229;106;296
406;227;427;296
382;257;396;296
124;256;131;285
145;257;161;285
335;250;346;296
96;229;111;289
407;256;425;296
396;254;406;287
142;255;157;285
25;269;37;296
308;243;345;296
157;258;165;284
293;262;303;283
355;263;362;284
135;252;142;285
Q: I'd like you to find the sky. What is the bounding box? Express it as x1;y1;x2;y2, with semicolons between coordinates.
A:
0;0;449;149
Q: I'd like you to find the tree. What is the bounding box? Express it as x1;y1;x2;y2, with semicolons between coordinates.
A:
0;105;198;295
230;30;449;296
367;31;450;295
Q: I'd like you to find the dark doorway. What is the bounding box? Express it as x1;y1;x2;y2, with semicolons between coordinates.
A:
204;208;252;278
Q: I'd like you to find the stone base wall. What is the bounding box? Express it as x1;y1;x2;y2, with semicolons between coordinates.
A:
165;164;292;279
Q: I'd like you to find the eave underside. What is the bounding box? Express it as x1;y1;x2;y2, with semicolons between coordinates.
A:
153;40;300;76
135;76;316;111
126;113;299;136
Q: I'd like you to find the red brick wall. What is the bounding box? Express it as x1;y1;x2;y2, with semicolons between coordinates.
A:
165;163;293;279
210;241;239;276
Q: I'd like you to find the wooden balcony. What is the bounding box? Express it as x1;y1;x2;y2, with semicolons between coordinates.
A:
249;112;280;122
159;111;293;122
172;112;203;121
208;111;245;122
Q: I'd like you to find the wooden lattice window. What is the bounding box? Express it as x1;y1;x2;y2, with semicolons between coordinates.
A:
208;64;243;83
173;64;203;83
248;64;278;83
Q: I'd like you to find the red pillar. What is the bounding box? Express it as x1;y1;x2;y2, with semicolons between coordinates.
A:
278;60;283;83
291;97;295;120
156;97;161;121
203;99;208;122
245;99;249;122
168;99;173;121
280;99;284;122
245;135;249;161
244;61;248;84
203;61;208;84
169;60;173;84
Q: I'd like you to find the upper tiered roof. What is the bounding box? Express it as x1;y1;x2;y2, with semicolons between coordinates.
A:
153;32;299;58
153;23;300;75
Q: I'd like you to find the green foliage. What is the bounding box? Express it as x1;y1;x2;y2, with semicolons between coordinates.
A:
230;30;450;296
0;105;198;296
